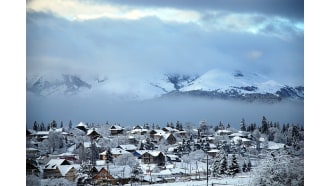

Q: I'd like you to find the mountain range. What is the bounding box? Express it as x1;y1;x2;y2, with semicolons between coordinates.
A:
26;69;303;102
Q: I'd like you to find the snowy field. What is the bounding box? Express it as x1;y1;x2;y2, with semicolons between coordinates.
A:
125;175;252;186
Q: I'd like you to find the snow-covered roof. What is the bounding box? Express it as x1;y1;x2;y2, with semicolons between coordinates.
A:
119;144;137;151
26;147;39;152
44;159;71;170
83;142;101;148
209;143;217;149
216;129;232;135
76;122;87;128
109;125;123;130
111;148;130;155
58;165;79;176
267;142;285;150
34;131;49;136
229;132;247;137
142;150;164;157
130;128;148;134
151;129;166;136
96;160;107;166
207;149;220;153
86;128;101;136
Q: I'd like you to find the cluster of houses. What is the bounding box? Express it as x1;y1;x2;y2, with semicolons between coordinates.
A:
26;121;286;185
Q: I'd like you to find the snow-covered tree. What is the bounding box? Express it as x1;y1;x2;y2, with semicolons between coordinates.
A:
212;149;227;177
251;151;304;185
113;153;138;167
48;129;64;153
42;178;74;186
228;154;240;176
26;175;40;186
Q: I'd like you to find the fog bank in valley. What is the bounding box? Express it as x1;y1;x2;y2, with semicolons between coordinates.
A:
27;93;303;129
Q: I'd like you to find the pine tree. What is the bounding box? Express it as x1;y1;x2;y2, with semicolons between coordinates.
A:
220;154;228;175
261;116;268;134
68;120;72;130
213;153;222;177
51;120;57;128
240;118;246;131
229;154;240;176
213;149;227;176
242;161;247;172
60;121;63;128
33;121;39;131
39;122;45;131
247;159;252;171
226;123;231;129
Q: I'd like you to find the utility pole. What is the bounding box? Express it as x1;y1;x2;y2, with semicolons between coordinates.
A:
206;154;209;186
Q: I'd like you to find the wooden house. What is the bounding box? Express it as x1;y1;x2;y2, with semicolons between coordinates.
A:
141;151;165;166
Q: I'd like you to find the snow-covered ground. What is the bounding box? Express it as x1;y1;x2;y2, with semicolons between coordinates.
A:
125;174;252;186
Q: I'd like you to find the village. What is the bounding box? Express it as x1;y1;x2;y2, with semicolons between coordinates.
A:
26;118;304;185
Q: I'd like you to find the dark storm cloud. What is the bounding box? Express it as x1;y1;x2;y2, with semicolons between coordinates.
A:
104;0;304;20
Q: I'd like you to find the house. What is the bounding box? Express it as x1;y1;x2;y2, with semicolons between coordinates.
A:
99;150;112;161
109;125;124;135
162;127;178;133
93;167;115;185
87;128;102;140
43;159;71;179
161;133;176;145
58;165;79;181
166;154;181;162
207;149;220;158
149;129;166;140
111;148;130;158
118;144;137;153
141;151;165;166
76;122;89;132
26;147;40;159
26;159;40;176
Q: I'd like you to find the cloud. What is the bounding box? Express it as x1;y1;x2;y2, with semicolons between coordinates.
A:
27;12;303;88
27;0;303;39
246;50;263;60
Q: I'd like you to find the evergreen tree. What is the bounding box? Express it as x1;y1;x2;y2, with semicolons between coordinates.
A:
39;122;45;131
176;121;180;130
226;123;231;129
240;118;246;131
247;159;252;171
33;121;38;131
242;161;247;172
51;120;57;128
213;149;228;176
261;116;268;134
228;154;240;176
213;152;222;177
220;154;228;175
60;121;63;128
219;121;224;130
68;120;72;130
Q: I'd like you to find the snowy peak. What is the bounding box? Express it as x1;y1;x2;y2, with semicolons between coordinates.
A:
27;74;91;96
153;69;303;102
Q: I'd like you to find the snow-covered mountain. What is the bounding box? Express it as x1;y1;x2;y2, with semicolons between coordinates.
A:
151;69;304;102
26;69;303;102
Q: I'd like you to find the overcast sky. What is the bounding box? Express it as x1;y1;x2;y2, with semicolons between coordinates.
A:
26;0;304;127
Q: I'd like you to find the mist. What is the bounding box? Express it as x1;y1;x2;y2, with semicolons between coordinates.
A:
27;93;303;129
